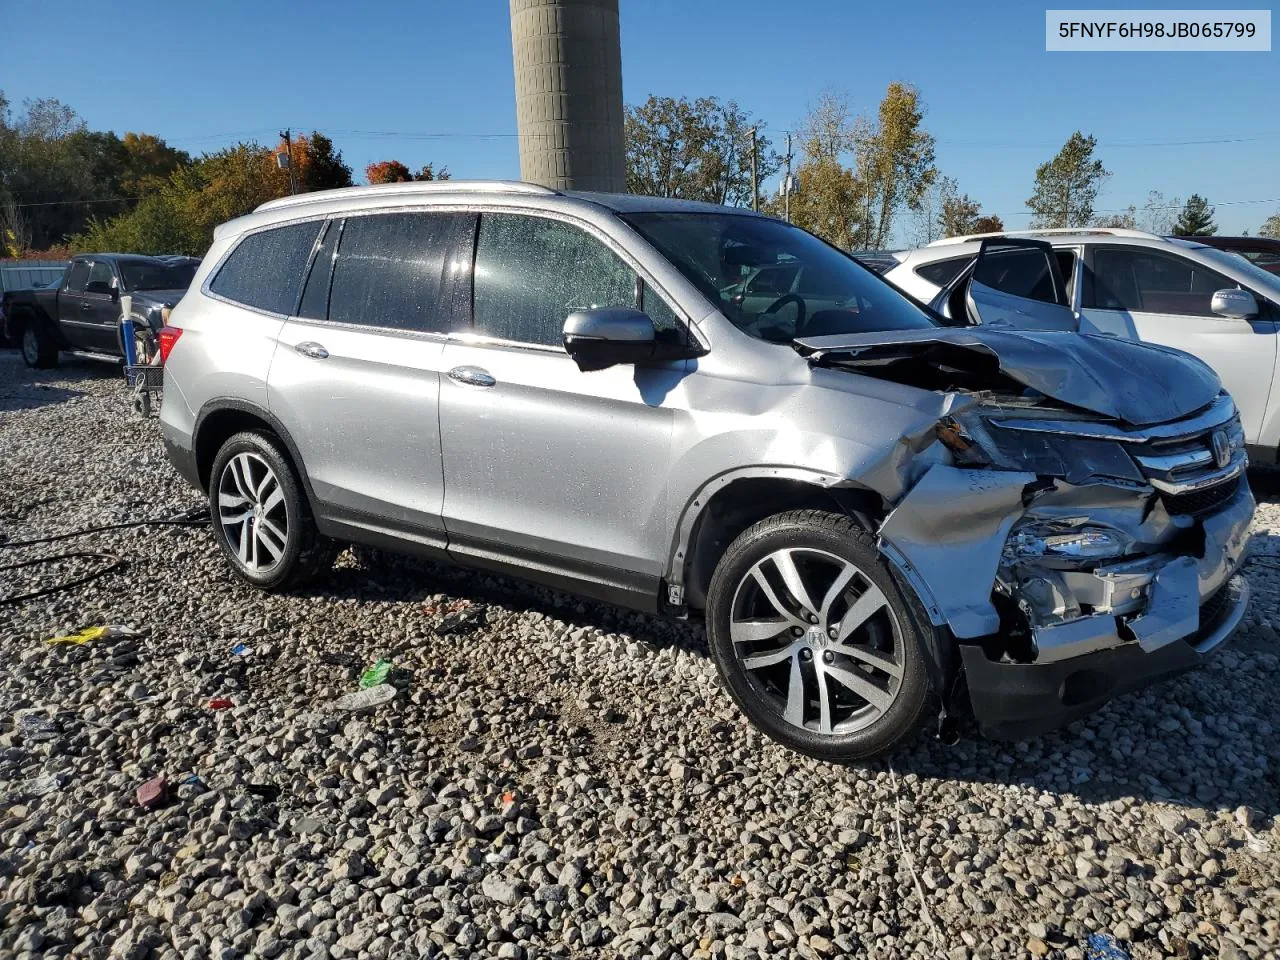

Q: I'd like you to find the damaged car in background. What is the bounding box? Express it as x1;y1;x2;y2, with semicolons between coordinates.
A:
160;185;1254;760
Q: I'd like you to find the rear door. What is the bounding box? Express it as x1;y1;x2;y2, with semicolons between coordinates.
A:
962;238;1076;330
1079;245;1278;443
267;210;472;547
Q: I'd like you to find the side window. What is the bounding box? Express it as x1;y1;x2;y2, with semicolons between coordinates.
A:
326;212;469;332
972;247;1060;304
86;261;114;292
641;282;683;337
473;213;637;347
66;260;90;292
210;220;324;315
1054;251;1076;289
1089;249;1236;317
298;220;340;321
915;257;971;288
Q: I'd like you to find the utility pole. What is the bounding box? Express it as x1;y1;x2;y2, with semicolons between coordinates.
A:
783;132;793;222
278;128;297;195
749;127;759;212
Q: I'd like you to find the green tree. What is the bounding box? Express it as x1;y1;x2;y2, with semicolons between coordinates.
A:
300;132;353;192
1261;212;1280;239
1172;194;1217;236
625;95;777;207
1026;132;1110;228
119;132;191;195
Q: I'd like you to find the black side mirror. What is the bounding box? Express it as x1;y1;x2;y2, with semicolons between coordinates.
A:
562;308;657;371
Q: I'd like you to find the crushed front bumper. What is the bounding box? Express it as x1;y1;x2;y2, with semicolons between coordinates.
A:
961;575;1249;739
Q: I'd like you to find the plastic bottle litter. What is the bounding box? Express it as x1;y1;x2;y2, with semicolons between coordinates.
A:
46;624;142;646
358;658;392;689
231;643;252;657
1085;933;1130;960
333;684;398;712
136;775;168;809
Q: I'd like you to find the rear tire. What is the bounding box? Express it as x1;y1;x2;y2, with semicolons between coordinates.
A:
706;509;933;761
209;431;335;591
20;319;59;369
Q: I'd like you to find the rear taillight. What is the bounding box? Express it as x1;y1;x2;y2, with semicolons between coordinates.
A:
157;326;183;363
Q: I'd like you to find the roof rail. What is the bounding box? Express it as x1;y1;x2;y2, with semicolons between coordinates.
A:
927;227;1164;247
255;180;559;213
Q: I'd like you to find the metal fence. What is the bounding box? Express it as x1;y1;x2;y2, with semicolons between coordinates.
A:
0;261;68;294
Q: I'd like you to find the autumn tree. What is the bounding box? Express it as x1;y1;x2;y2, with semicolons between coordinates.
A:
1261;212;1280;239
857;82;936;249
119;132;191;195
1094;207;1137;229
1026;132;1110;228
1172;194;1217;236
1137;190;1179;235
300;132;353;191
781;92;865;248
366;160;448;184
970;214;1004;233
625;95;777;207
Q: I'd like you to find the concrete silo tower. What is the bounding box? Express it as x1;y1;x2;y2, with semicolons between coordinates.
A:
509;0;626;192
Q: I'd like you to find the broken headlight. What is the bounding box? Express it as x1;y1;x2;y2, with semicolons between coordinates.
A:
937;416;1143;484
1004;522;1133;564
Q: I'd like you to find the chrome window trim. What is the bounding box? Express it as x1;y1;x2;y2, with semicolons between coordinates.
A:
282;315;451;345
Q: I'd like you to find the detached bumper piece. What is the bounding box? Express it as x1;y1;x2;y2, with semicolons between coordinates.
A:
962;575;1249;740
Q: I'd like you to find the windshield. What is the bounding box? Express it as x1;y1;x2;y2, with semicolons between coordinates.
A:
622;212;936;342
118;259;199;292
1196;247;1280;297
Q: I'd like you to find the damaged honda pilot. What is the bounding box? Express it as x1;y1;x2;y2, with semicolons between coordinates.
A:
162;184;1254;761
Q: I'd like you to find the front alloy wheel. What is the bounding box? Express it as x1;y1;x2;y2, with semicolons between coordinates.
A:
707;510;931;760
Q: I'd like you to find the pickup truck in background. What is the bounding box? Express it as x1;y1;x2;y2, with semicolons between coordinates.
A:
2;253;199;368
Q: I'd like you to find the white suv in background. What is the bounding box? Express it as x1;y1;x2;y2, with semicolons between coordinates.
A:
882;229;1280;459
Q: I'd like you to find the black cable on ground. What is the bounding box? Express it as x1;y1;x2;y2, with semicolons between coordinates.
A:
0;507;210;606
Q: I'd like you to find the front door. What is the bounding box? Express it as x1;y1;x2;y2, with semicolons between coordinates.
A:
80;259;124;352
57;259;96;349
962;238;1076;330
267;211;473;548
1078;245;1278;443
438;211;687;606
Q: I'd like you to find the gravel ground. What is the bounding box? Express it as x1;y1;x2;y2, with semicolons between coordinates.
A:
2;350;1279;960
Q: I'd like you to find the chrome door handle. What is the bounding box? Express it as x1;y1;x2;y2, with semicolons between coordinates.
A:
295;341;329;360
81;302;91;311
448;365;496;387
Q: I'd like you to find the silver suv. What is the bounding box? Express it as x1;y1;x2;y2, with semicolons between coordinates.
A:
160;182;1254;760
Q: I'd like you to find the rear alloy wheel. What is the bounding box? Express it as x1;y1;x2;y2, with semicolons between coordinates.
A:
21;322;58;369
707;510;931;760
209;431;335;591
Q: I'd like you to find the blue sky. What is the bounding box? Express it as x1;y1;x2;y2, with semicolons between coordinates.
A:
3;0;1277;241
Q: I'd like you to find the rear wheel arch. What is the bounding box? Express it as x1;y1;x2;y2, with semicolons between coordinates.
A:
671;469;885;612
193;401;318;510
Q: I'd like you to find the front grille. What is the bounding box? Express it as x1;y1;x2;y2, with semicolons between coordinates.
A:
1161;475;1240;516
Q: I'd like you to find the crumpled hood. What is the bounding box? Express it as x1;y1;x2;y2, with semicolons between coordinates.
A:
795;327;1221;427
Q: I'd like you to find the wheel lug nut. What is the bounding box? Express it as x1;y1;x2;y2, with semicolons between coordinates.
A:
828;628;838;639
792;627;803;637
799;648;812;661
808;614;818;624
822;651;834;664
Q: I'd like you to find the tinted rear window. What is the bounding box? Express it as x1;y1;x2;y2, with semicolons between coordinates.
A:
210;221;324;315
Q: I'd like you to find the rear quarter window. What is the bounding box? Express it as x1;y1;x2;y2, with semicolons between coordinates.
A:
914;257;971;287
209;221;324;315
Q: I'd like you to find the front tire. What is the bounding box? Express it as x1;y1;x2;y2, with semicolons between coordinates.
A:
706;510;932;761
20;320;59;369
209;431;335;591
